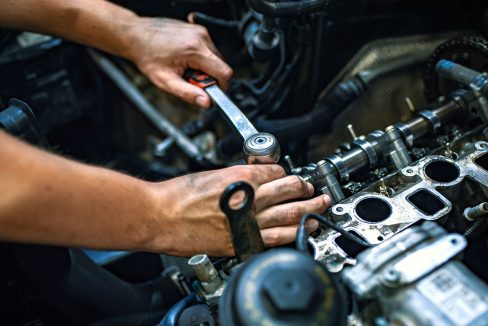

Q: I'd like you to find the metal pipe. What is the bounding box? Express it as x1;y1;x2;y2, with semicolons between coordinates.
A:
188;254;223;294
88;50;202;159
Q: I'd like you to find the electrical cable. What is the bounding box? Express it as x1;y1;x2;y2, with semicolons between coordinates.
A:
296;213;372;253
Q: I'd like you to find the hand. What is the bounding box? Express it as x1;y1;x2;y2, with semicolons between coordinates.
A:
127;17;233;108
150;165;330;256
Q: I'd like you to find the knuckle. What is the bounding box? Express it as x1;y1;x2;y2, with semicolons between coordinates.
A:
264;230;280;247
273;165;286;177
234;166;253;181
185;39;201;52
286;206;301;222
222;67;233;80
289;175;306;193
195;25;209;36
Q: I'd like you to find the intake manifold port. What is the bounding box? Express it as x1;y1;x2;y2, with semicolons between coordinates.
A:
355;197;392;223
424;160;460;183
407;189;446;216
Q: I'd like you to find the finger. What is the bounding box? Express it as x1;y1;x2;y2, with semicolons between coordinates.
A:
243;164;286;186
255;175;314;210
153;70;212;108
190;50;233;90
261;220;319;248
256;195;330;229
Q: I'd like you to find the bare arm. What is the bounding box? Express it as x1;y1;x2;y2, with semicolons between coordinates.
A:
0;0;137;60
0;130;162;251
0;132;327;256
0;0;232;108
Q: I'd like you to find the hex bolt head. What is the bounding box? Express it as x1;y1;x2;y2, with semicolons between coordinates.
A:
382;269;401;286
262;270;316;312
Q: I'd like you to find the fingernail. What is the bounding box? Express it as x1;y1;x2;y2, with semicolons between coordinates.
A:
306;220;319;233
307;182;315;196
196;95;208;108
323;195;332;206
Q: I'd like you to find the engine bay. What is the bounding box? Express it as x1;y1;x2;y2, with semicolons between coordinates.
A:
1;0;488;325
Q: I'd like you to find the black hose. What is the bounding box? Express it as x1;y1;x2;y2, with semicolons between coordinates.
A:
217;77;365;158
247;0;328;17
190;12;239;29
296;213;371;254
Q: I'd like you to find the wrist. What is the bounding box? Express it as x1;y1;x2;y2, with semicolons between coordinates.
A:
121;15;149;63
136;180;175;253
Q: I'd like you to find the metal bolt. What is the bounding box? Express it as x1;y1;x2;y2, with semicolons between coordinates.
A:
284;155;296;170
382;269;401;285
406;168;413;174
336;207;344;212
444;142;456;159
463;202;488;221
404;96;416;113
347;124;358;141
379;178;388;197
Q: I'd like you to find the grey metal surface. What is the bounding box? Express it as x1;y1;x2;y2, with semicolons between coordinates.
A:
206;85;258;140
188;254;223;294
309;140;488;272
385;125;412;169
243;132;281;164
89;50;202;159
206;85;281;163
343;223;488;326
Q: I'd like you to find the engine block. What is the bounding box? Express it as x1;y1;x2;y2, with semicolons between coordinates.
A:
310;139;488;271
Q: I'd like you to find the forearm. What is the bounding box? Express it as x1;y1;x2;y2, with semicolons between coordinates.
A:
0;0;138;59
0;131;163;251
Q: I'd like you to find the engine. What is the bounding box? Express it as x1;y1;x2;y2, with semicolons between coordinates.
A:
0;0;488;325
182;42;488;326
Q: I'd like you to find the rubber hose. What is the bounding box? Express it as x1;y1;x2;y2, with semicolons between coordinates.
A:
217;78;365;158
247;0;328;17
159;293;197;326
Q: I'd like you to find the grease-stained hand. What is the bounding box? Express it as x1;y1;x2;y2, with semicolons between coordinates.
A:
150;165;331;256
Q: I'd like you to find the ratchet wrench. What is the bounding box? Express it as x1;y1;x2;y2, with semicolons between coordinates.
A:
184;69;281;164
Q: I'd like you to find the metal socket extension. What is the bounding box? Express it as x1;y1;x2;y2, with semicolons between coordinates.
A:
243;132;281;164
188;254;223;294
205;84;281;164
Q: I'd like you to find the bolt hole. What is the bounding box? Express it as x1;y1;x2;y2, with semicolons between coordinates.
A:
377;236;384;241
406;169;413;173
336;207;344;212
451;238;458;245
